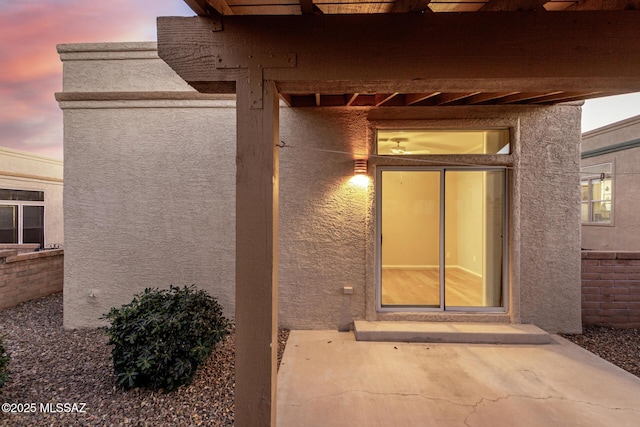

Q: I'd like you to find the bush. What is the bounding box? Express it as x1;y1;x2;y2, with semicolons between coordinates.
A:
103;285;231;392
0;335;9;388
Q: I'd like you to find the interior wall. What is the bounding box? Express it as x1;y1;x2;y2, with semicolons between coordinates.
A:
447;171;483;276
381;171;440;267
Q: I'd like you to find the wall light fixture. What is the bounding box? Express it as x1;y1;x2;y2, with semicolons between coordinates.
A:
354;159;368;175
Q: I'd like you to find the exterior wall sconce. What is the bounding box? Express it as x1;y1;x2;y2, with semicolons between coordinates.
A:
354;159;368;175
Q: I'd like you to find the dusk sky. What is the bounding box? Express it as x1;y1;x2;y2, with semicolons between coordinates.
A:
1;1;640;160
0;0;193;160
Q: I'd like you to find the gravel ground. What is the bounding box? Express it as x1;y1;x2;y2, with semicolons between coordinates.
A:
560;326;640;378
1;294;639;426
0;293;288;427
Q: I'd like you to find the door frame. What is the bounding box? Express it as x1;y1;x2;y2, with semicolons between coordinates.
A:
375;166;508;313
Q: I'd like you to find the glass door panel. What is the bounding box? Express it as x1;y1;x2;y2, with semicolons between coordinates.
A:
444;170;504;308
380;171;441;307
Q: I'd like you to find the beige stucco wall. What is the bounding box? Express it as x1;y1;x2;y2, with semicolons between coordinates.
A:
0;147;64;246
58;43;236;328
581;115;640;251
59;42;582;333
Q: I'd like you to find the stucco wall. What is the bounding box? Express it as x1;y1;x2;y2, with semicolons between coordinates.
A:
279;108;370;329
517;106;583;333
59;42;582;333
0;147;64;247
581;115;640;251
58;43;236;328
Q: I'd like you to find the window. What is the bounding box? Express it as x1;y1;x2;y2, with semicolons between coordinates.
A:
377;129;510;155
580;164;612;224
0;189;45;247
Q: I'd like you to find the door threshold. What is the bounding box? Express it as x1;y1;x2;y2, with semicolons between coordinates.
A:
375;311;510;324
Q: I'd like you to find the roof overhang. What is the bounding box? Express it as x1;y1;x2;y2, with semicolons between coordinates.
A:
158;11;640;107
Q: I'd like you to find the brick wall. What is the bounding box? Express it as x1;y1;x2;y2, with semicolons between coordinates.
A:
581;251;640;328
0;244;40;254
0;249;63;310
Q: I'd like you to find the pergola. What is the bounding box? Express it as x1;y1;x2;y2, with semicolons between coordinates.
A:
157;1;640;424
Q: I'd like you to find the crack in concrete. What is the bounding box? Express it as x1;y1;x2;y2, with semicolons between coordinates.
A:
283;388;476;410
462;394;640;427
282;389;640;425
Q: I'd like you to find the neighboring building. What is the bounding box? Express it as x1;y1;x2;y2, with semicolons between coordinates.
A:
0;147;63;249
57;43;582;334
581;115;640;251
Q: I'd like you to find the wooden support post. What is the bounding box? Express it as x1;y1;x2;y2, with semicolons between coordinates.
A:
235;74;279;426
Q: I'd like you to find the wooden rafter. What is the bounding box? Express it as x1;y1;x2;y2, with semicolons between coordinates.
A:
279;93;293;106
182;0;640;16
480;0;548;11
566;0;640;10
496;91;563;103
405;92;440;105
206;0;234;15
435;92;481;105
464;92;520;104
183;0;212;15
391;0;432;13
528;91;601;103
299;0;316;14
345;93;360;106
375;93;399;106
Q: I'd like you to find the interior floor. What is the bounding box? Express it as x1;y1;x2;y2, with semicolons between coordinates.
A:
381;266;486;307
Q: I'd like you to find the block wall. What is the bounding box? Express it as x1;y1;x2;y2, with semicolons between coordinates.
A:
581;251;640;328
0;249;64;310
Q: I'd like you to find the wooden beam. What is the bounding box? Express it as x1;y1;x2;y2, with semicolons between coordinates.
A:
205;0;234;15
279;93;293;106
158;12;640;95
480;0;548;11
566;0;640;10
299;0;318;14
182;0;212;15
315;93;321;106
182;0;233;16
235;76;279;425
391;0;432;13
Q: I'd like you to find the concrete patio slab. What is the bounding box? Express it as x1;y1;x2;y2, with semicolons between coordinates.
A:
277;330;640;427
354;320;551;344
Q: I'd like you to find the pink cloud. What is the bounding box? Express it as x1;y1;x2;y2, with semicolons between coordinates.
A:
0;0;194;160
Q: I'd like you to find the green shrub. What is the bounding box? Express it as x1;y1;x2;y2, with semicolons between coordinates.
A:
103;285;231;392
0;335;9;388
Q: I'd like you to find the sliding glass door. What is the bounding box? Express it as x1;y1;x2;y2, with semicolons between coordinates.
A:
379;168;506;311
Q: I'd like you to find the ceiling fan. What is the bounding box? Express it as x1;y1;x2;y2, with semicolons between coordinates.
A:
390;138;409;154
379;137;410;154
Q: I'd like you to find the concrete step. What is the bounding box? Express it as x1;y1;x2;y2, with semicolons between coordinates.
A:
353;320;551;344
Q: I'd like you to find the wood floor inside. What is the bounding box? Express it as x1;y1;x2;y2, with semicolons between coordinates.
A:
381;266;496;307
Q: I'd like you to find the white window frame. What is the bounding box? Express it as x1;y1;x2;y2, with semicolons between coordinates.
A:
0;200;46;245
580;163;613;225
